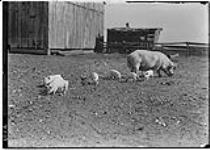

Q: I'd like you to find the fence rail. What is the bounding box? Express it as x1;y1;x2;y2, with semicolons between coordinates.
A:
97;41;154;53
153;42;209;56
94;41;208;55
155;42;209;47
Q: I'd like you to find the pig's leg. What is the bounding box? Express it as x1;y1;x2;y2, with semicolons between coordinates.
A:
63;85;67;95
52;86;57;95
48;87;54;95
131;62;140;74
162;68;172;77
131;63;141;81
157;69;162;77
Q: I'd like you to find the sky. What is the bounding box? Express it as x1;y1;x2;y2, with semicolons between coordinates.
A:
104;2;209;43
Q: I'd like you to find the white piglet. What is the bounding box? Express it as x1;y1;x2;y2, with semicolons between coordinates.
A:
43;74;62;87
143;70;154;80
130;72;138;81
91;72;99;85
109;69;122;80
47;77;69;95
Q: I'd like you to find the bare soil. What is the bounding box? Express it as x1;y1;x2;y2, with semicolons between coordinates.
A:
7;53;209;147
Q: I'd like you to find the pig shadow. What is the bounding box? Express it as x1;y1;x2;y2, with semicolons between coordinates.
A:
37;84;45;88
119;77;145;83
160;80;175;86
37;84;48;96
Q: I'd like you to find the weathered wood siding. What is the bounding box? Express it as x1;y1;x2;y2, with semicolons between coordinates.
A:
8;2;48;50
6;2;104;53
49;2;104;49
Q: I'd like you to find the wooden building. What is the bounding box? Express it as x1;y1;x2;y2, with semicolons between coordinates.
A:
106;26;162;53
5;1;104;54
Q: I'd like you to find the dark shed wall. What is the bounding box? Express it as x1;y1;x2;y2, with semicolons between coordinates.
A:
3;2;9;51
107;28;162;53
8;2;48;50
48;2;104;50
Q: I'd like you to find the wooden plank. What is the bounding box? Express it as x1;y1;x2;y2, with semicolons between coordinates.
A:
58;2;64;48
9;48;47;55
58;2;63;48
73;4;76;48
61;2;65;49
188;42;209;46
25;3;29;48
76;6;79;48
78;6;81;48
55;2;59;48
43;2;49;54
28;2;33;48
68;3;73;48
30;2;35;48
48;2;104;50
63;3;67;48
39;2;44;49
80;6;83;48
155;42;188;45
8;3;12;47
68;3;73;49
21;2;28;48
11;3;17;47
49;1;55;48
75;4;78;48
34;2;38;48
20;2;23;48
3;2;9;50
33;2;38;48
17;3;21;48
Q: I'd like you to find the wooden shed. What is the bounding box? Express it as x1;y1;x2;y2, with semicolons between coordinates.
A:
106;26;162;53
5;1;104;55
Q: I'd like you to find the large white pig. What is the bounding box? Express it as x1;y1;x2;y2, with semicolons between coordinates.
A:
127;50;177;77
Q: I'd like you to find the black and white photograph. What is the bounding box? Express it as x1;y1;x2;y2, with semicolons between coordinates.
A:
3;0;209;147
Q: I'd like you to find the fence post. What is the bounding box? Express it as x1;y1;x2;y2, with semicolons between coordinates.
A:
47;48;51;55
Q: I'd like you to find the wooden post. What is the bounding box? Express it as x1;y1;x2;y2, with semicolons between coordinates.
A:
46;2;50;55
46;48;50;55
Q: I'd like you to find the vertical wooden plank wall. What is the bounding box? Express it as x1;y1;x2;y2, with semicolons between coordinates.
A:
8;3;18;48
3;2;9;51
7;2;104;52
49;1;104;50
7;2;48;51
43;2;49;54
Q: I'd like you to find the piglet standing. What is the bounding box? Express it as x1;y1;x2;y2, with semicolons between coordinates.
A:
91;72;99;85
43;74;63;87
109;69;122;80
47;77;69;96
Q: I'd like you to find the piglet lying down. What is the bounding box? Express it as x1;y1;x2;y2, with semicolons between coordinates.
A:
143;70;154;80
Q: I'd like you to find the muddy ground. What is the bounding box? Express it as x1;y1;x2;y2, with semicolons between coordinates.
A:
7;53;208;147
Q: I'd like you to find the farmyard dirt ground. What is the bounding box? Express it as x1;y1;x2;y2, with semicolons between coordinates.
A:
7;53;208;147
